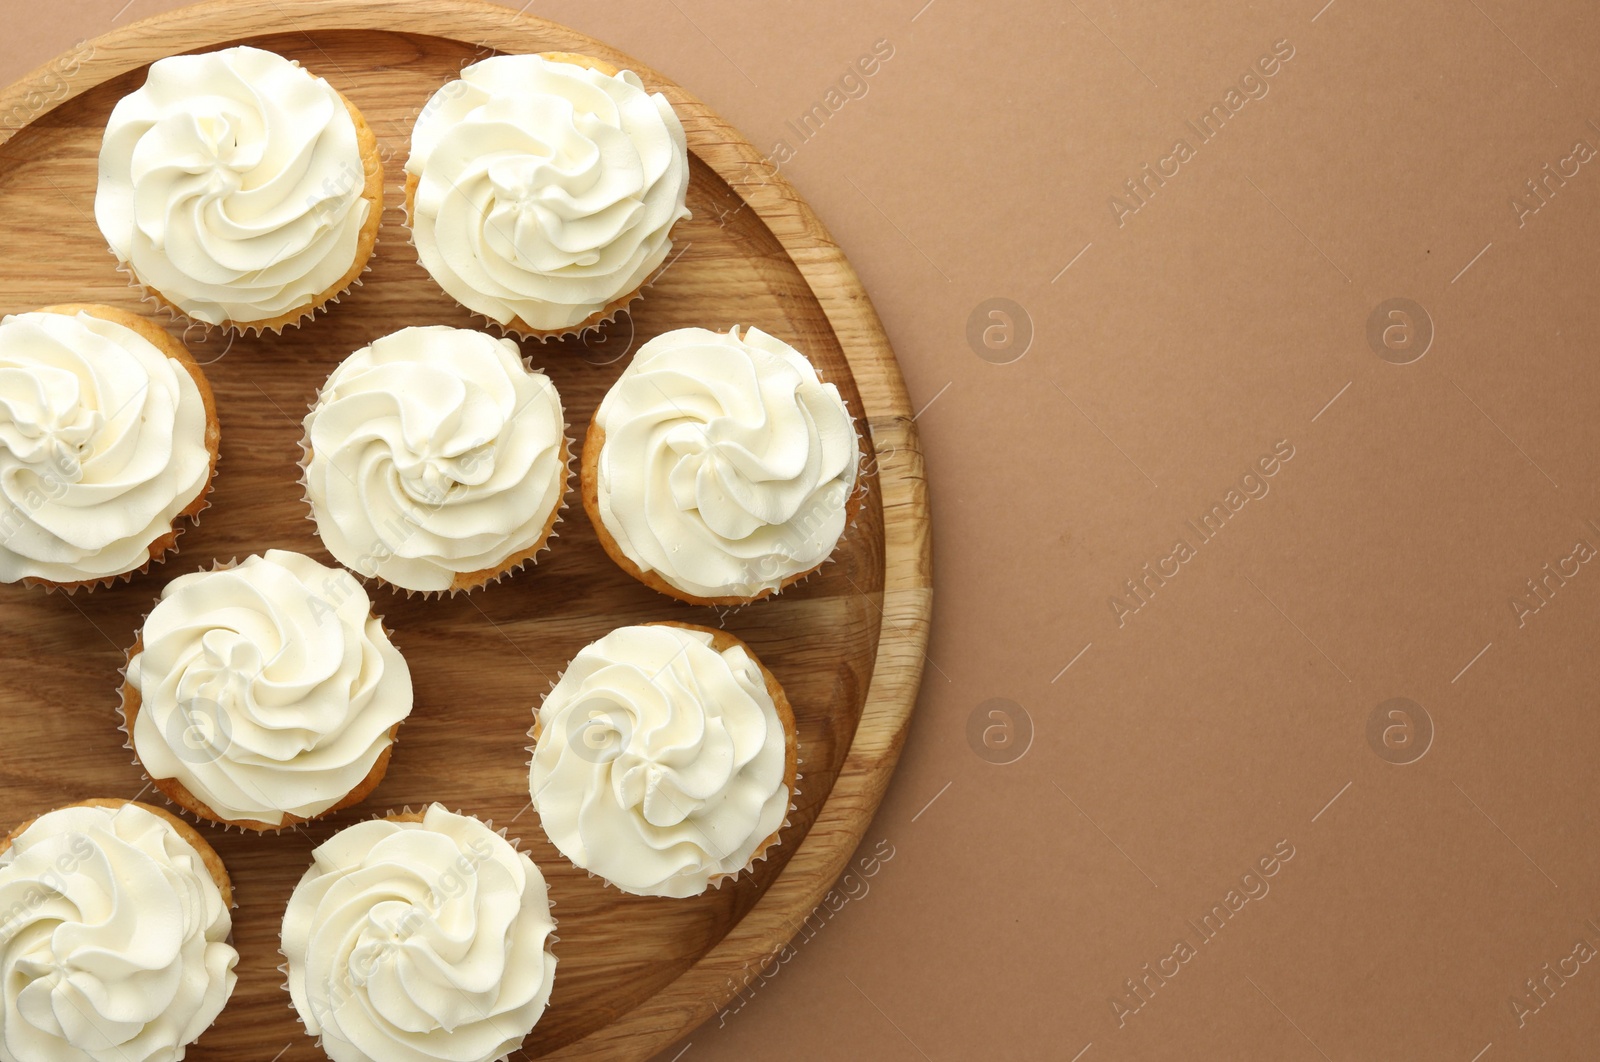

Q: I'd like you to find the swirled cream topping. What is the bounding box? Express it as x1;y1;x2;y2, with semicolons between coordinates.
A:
0;802;237;1062
304;326;568;593
593;326;858;600
0;310;210;585
126;550;412;826
95;45;372;326
282;804;556;1062
529;624;790;897
405;53;691;332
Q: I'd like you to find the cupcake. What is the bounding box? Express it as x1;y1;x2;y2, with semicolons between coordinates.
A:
281;803;557;1062
0;304;217;590
122;550;413;831
404;52;691;339
529;622;798;897
302;325;570;594
95;45;383;333
582;326;861;605
0;799;237;1062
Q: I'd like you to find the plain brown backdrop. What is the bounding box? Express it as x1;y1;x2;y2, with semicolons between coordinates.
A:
7;1;1600;1060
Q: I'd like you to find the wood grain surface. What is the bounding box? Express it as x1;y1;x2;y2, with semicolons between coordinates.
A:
0;2;931;1059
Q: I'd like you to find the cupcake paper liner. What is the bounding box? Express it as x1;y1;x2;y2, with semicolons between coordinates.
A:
107;226;381;339
489;288;639;346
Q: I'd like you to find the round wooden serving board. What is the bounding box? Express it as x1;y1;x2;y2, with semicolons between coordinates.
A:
0;2;931;1059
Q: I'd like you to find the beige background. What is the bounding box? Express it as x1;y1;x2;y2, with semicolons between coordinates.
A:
7;1;1600;1060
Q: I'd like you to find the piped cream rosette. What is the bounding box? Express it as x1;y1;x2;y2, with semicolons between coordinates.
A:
280;804;557;1062
0;800;237;1062
529;623;798;898
302;326;571;594
583;325;861;605
404;52;691;338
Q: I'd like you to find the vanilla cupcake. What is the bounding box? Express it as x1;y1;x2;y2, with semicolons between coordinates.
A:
302;325;570;594
583;326;860;605
0;799;237;1062
529;622;798;897
0;305;217;590
282;803;557;1062
122;550;413;831
95;45;383;333
404;52;691;339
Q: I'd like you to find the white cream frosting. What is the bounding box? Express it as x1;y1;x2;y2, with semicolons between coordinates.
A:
282;804;556;1062
0;310;210;585
126;550;412;826
593;326;858;600
303;326;568;593
405;53;691;332
0;802;237;1062
95;45;372;326
529;624;790;898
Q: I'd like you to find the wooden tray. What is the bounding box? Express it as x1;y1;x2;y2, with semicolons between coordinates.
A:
0;2;931;1058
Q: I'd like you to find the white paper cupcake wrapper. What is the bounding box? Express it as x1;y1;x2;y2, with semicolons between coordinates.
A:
492;291;638;345
106;226;381;338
